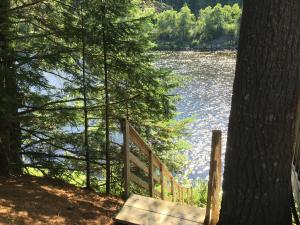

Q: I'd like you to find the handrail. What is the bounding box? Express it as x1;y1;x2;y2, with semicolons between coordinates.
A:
121;118;193;205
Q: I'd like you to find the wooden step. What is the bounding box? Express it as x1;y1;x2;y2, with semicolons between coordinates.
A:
115;194;205;225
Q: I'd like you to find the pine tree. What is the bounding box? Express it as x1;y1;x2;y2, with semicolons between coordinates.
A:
1;0;189;195
0;0;22;176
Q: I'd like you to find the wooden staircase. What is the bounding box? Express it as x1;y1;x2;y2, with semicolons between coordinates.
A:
116;119;223;225
121;119;193;203
115;194;205;225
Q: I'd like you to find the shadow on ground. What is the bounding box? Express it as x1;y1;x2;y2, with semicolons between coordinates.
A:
0;175;123;225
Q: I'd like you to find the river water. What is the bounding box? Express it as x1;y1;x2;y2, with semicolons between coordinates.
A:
156;51;237;180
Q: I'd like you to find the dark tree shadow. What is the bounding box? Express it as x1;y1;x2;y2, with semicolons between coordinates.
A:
0;175;123;225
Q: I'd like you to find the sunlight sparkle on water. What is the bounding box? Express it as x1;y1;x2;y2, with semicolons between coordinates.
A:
156;51;236;180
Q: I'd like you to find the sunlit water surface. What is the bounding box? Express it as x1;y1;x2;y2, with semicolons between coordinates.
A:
156;51;237;180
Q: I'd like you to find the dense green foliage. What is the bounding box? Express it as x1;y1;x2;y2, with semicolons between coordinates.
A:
158;0;242;14
155;3;241;49
1;0;191;196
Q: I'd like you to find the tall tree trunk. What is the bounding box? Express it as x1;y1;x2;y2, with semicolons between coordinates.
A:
81;3;90;189
102;5;110;195
219;1;300;224
0;0;22;176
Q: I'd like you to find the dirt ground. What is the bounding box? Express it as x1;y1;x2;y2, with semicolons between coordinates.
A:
0;175;124;225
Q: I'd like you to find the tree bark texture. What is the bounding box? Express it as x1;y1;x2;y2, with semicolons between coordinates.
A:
218;1;300;225
102;5;111;195
0;0;22;176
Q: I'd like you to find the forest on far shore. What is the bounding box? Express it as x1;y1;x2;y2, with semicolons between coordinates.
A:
152;1;242;50
156;0;242;13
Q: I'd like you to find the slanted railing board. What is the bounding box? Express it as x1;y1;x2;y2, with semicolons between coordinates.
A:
166;186;172;194
129;132;149;156
129;124;166;170
162;168;172;179
129;152;148;174
154;174;160;182
130;172;149;191
129;126;152;152
153;157;161;168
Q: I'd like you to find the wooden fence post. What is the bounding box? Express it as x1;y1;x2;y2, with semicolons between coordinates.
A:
180;188;183;203
171;178;175;202
181;187;183;203
160;164;165;200
122;119;130;199
190;188;193;205
149;152;154;197
175;185;178;202
179;188;182;203
177;186;180;202
204;130;222;225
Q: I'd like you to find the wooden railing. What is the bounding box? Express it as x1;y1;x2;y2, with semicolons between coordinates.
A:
121;118;193;204
204;130;222;225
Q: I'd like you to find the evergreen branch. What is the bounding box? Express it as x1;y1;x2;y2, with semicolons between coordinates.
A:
23;164;84;172
21;151;106;164
16;48;80;68
8;32;56;41
19;94;141;114
20;128;79;153
51;0;78;11
9;0;46;12
18;98;84;114
18;106;84;114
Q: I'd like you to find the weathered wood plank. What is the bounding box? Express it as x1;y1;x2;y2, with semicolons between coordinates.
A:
129;125;168;173
153;156;161;168
116;205;203;225
129;173;149;191
115;194;205;225
129;130;149;156
129;152;148;174
153;173;160;182
164;169;173;179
